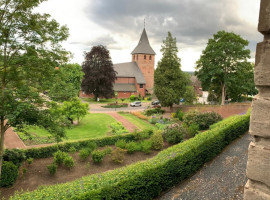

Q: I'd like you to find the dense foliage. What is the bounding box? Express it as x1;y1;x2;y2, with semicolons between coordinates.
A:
0;161;18;187
154;32;189;110
81;45;117;100
10;113;250;199
162;123;186;144
195;31;257;105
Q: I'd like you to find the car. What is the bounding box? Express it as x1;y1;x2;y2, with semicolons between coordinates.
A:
130;101;142;107
151;100;160;105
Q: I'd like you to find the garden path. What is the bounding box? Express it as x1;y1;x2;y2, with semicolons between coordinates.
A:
4;127;26;149
107;112;141;132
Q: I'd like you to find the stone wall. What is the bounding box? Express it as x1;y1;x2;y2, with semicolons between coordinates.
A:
244;0;270;199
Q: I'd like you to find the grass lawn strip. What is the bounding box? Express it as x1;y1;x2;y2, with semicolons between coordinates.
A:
118;112;157;131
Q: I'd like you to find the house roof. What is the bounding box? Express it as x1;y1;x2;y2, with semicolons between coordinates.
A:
113;62;146;84
113;83;137;92
131;28;156;55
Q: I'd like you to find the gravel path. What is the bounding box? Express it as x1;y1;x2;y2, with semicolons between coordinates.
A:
157;132;252;200
108;112;140;132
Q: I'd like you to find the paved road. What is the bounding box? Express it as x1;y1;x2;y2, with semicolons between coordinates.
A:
156;133;251;200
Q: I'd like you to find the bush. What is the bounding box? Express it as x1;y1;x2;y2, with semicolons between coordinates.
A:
125;141;141;154
79;148;91;161
183;110;222;130
133;129;153;140
111;147;126;164
87;142;97;152
187;123;199;138
145;108;165;116
140;140;152;154
176;109;185;121
115;139;127;149
103;146;112;155
91;150;105;163
3;149;26;166
10;113;250;200
53;151;68;165
47;163;57;175
63;156;75;169
68;146;77;154
162;124;186;144
150;131;164;150
27;158;33;165
110;122;128;135
0;161;19;187
130;95;136;101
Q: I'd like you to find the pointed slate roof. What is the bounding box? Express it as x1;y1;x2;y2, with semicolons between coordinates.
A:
131;28;156;55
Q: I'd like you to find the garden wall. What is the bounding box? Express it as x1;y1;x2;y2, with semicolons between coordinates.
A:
10;112;250;200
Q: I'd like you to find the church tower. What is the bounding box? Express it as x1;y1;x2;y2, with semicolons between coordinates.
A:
131;28;155;94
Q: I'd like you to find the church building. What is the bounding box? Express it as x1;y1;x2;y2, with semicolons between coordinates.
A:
113;28;156;98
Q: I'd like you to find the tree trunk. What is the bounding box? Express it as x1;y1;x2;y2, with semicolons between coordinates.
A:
0;117;6;179
221;84;226;106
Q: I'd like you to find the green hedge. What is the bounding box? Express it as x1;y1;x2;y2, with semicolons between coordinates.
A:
4;130;153;161
10;113;250;200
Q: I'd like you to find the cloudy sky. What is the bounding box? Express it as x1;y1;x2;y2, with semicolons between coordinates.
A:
36;0;262;71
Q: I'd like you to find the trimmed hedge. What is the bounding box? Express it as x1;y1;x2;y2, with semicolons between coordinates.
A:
4;131;152;162
1;161;19;187
10;113;250;200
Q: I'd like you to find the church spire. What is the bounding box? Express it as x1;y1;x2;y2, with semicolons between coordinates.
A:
131;28;156;55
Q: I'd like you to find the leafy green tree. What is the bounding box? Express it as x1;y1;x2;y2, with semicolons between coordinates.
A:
81;45;117;100
61;98;88;125
0;0;69;176
183;85;196;104
195;30;256;105
154;32;189;111
48;64;84;101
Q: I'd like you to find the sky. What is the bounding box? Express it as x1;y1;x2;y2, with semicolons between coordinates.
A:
35;0;262;72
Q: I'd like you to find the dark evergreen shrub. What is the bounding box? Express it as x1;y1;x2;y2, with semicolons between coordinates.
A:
0;161;19;187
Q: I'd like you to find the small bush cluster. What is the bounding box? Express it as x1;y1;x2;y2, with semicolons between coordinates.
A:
145;108;165;116
47;163;57;175
162;123;186;144
91;150;106;163
175;109;185;121
111;147;126;164
129;95;136;101
125;141;141;154
1;161;19;187
47;151;75;174
115;139;127;149
140;140;152;154
186;123;199;138
183;110;222;130
133;129;152;140
150;131;164;150
79;148;91;160
110;122;128;135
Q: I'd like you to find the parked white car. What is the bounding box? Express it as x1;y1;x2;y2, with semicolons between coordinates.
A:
130;101;142;107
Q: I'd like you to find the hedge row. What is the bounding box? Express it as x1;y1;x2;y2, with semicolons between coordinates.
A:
10;113;250;200
4;129;153;162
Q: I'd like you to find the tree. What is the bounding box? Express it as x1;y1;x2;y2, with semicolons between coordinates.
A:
81;45;117;100
154;32;189;111
48;63;84;101
195;30;256;105
0;0;69;177
61;98;88;125
183;85;196;104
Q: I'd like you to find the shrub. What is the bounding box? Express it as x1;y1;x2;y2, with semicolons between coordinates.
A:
183;110;222;130
111;147;126;164
79;148;91;161
68;146;77;154
150;131;164;150
10;113;250;200
115;139;127;149
0;161;19;187
87;142;97;152
27;158;33;165
176;109;185;121
133;129;152;140
91;150;105;163
103;146;112;155
162;124;186;144
3;149;26;166
110;122;128;135
47;163;57;175
53;151;68;165
126;141;141;154
145;108;165;116
63;156;75;169
149;116;159;124
130;95;136;101
140;140;152;154
187;123;199;138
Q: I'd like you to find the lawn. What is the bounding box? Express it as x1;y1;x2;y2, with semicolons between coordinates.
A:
81;97;152;104
118;112;157;131
22;113;118;143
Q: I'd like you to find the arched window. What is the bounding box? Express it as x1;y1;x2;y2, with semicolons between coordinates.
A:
144;55;146;60
149;55;152;60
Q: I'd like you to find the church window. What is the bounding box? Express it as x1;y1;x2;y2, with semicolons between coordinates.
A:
144;55;146;60
140;84;143;88
149;55;152;60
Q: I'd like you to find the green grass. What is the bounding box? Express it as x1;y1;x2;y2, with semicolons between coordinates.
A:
118;112;157;131
81;97;151;104
23;113;118;142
